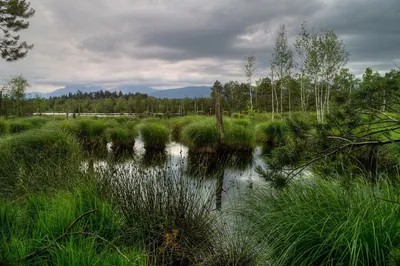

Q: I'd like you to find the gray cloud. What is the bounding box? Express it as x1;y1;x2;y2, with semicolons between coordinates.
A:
0;0;398;92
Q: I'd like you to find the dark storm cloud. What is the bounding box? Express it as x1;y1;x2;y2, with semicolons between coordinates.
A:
306;0;400;68
0;0;398;91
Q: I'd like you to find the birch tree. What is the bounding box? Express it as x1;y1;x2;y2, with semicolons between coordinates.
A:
294;22;311;113
8;75;28;116
245;55;256;113
319;30;350;116
271;25;293;118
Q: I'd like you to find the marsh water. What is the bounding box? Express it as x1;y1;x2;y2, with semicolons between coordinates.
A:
92;140;268;211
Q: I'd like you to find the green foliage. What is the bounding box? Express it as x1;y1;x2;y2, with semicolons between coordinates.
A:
106;165;216;265
242;179;400;265
231;113;246;119
182;119;218;151
0;0;35;61
105;123;138;151
24;116;50;128
203;230;259;266
256;121;287;152
0;120;9;135
0;127;82;195
182;118;255;152
140;122;170;151
0;186;145;265
8;120;32;133
169;116;200;142
230;118;251;127
224;120;255;152
60;119;110;153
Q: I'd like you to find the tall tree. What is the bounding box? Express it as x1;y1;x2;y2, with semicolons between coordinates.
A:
271;25;293;117
294;22;311;113
245;55;256;113
319;30;350;116
8;75;28;116
0;0;35;61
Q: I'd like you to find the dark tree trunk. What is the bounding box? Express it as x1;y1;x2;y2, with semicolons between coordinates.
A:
215;171;224;211
214;82;224;146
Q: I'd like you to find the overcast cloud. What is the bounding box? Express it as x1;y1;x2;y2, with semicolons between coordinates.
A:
0;0;399;92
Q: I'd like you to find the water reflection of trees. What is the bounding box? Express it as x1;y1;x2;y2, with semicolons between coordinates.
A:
187;151;254;210
141;150;168;168
186;151;254;178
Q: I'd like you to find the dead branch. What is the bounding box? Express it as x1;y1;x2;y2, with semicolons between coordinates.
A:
17;210;98;262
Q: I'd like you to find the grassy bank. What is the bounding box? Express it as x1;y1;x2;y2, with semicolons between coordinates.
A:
0;185;146;265
241;178;400;265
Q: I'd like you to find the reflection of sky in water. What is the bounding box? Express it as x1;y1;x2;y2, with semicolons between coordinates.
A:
94;141;268;211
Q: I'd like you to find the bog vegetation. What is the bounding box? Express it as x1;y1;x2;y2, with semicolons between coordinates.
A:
2;15;400;266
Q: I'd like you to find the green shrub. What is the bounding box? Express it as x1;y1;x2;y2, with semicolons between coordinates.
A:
140;123;169;151
9;120;32;134
0;120;9;135
241;179;400;265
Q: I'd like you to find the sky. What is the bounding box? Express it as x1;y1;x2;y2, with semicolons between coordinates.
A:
0;0;399;92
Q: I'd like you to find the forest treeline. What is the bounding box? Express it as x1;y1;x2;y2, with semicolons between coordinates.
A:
0;66;398;117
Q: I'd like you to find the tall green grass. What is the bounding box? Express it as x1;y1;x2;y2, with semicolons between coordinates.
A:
58;119;112;153
102;164;217;265
0;186;145;265
0;120;8;135
139;122;170;151
105;122;138;152
224;120;255;152
0;126;82;196
169;116;201;142
24;117;50;128
8;120;33;134
182;118;218;151
256;121;287;152
241;179;400;265
182;118;255;153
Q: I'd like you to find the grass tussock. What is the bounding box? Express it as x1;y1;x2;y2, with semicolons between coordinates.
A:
0;127;82;196
106;122;138;152
182;118;255;153
169;116;201;142
139;122;170;151
8;120;33;134
0;120;9;135
241;179;400;265
224;120;255;153
59;119;112;153
101;165;217;265
182;119;218;152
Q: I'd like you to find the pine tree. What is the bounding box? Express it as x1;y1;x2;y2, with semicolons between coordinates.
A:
0;0;35;61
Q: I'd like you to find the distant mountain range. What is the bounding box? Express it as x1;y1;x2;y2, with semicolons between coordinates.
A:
27;85;211;99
